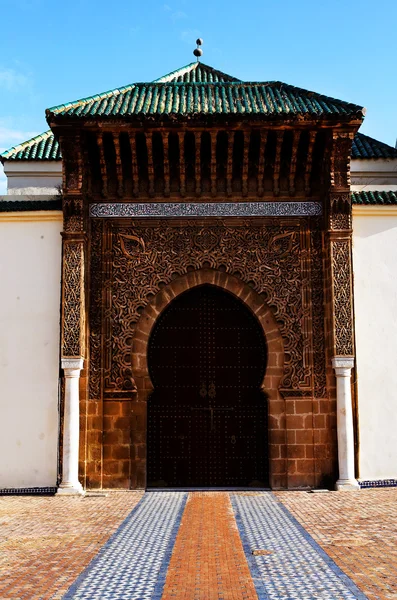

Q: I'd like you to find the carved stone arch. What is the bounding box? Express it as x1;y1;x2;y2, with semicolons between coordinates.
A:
130;267;287;489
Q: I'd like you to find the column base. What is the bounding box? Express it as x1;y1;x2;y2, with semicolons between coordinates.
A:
56;482;85;496
335;479;360;491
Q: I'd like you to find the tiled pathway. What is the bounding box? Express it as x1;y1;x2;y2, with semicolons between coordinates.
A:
2;489;396;599
64;492;186;600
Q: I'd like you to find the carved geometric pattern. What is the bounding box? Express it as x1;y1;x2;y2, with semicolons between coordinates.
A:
62;241;84;357
311;228;327;397
330;193;352;230
332;240;354;356
331;134;353;189
89;201;323;218
88;220;326;398
63;197;84;232
331;213;351;230
89;220;103;399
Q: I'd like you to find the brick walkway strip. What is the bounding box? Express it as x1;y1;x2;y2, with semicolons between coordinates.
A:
161;492;259;599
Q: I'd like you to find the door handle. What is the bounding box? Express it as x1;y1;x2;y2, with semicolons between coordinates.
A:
200;382;207;398
208;382;216;399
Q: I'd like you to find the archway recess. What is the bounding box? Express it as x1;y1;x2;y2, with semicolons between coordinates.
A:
131;268;285;489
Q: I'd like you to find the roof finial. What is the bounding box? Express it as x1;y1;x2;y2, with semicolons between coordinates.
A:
193;38;203;62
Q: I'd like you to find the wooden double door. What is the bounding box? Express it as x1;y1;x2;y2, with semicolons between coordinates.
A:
147;285;268;488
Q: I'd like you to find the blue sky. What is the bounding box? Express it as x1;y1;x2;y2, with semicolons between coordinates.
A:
1;0;396;193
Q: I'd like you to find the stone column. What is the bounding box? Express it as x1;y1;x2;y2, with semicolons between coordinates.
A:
57;358;85;495
332;357;359;490
327;130;362;491
54;134;86;496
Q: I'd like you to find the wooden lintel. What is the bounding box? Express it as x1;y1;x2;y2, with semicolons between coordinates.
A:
305;131;317;196
289;131;301;196
273;131;284;197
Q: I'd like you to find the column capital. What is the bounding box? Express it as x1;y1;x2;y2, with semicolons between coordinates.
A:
332;356;354;373
61;357;84;372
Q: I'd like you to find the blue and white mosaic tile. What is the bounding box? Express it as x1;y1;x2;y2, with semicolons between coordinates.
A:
231;493;368;600
63;492;187;600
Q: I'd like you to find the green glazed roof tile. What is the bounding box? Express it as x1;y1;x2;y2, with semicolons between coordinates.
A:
352;191;397;205
0;199;62;212
352;133;397;159
0;131;61;161
46;81;364;120
44;61;364;120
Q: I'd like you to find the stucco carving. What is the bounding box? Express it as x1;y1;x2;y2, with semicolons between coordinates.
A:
63;197;84;232
332;240;354;356
88;220;326;398
62;241;84;357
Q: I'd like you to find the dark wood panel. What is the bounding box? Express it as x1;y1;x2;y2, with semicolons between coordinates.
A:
147;285;268;488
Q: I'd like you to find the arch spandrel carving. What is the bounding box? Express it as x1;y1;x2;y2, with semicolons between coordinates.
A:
88;218;327;400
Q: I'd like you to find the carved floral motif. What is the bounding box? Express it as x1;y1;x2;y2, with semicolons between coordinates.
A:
332;240;354;356
62;242;84;357
88;221;327;398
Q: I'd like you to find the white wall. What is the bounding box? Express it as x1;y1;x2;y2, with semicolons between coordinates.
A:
351;158;397;191
0;216;62;488
3;162;62;196
353;209;397;480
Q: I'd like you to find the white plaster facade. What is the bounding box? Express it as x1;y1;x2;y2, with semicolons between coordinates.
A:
352;206;397;480
3;161;62;196
0;214;62;488
351;158;397;192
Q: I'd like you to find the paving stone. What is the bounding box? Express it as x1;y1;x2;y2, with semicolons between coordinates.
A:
63;492;187;600
0;491;143;600
275;488;397;600
1;489;396;599
231;492;368;599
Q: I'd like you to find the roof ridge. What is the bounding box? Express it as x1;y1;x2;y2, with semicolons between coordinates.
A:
153;62;198;82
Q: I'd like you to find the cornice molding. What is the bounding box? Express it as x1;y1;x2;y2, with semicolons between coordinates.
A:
0;210;62;222
353;205;397;217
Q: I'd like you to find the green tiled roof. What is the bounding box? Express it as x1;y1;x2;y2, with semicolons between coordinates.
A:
352;191;397;205
46;82;364;120
45;61;364;120
0;199;62;212
0;130;61;161
352;133;397;159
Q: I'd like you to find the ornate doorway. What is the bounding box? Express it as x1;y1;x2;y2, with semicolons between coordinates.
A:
147;284;268;488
